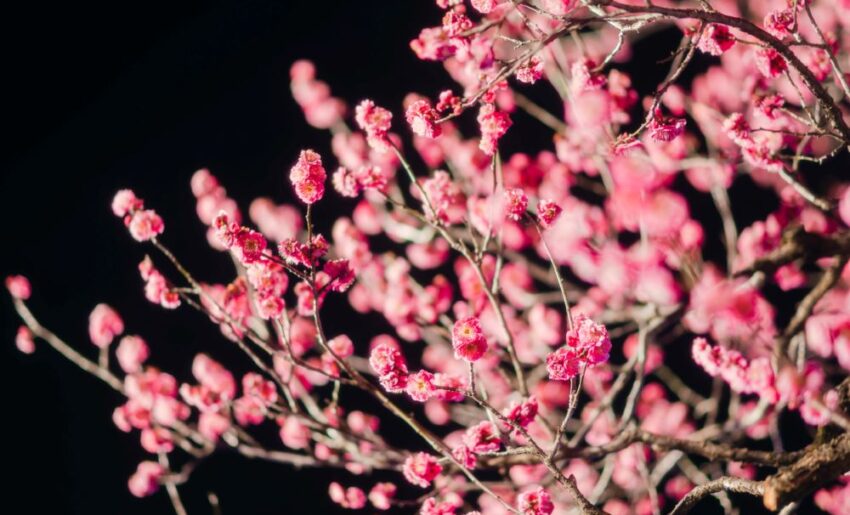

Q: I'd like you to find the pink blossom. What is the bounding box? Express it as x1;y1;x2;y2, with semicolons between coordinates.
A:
648;110;686;142
355;100;393;151
504;188;528;221
517;487;554;515
477;103;512;156
452;444;477;469
463;421;501;453
764;9;795;39
127;209;165;241
536;199;562;228
755;48;787;78
15;326;35;354
503;396;539;431
289;149;327;204
329;482;367;509
88;304;124;348
368;482;397;510
403;452;443;487
406;99;442;138
452;316;488;362
333;167;362;197
406;369;437;402
546;314;611;381
516;57;544;84
112;189;144;217
422;170;467;224
697;24;735;56
127;461;164;498
192;354;236;399
471;0;499;14
420;497;458;515
540;0;576;15
279;416;311;449
116;335;149;373
369;341;409;392
5;275;31;300
324;259;356;292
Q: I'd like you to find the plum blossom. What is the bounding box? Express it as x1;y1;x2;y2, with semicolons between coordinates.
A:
547;314;611;380
403;452;442;487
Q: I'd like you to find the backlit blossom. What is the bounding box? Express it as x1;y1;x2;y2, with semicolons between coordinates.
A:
5;275;31;300
516;57;544;84
697;24;735;56
128;461;164;498
517;487;554;515
355;100;393;151
477;103;512;156
403;452;442;487
406;99;442;138
536;199;562;228
15;326;35;354
504;188;528;221
368;482;397;510
547;314;611;380
452;316;488;362
116;335;149;374
755;48;787;78
648;110;686;142
289;149;327;204
406;369;436;402
127;210;164;241
89;304;124;348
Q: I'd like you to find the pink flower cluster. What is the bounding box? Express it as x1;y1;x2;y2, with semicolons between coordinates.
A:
289;149;327;204
451;316;488;362
290;60;346;129
355;100;393;152
546;314;611;381
402;452;443;488
112;189;164;242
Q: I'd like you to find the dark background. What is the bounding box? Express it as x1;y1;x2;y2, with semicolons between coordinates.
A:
0;1;832;514
0;1;450;513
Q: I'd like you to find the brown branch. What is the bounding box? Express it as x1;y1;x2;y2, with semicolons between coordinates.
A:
763;432;850;510
669;476;764;515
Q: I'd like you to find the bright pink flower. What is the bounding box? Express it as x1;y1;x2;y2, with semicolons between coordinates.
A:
406;99;442;139
422;170;466;224
517;487;554;515
279;416;311;449
452;444;477;469
192;354;236;399
333;167;362;197
233;228;268;265
328;334;355;358
242;372;278;405
477;103;512;156
536;199;562;228
5;275;31;300
764;9;794;39
722;113;752;147
420;497;458;515
329;482;367;509
463;420;501;453
369;341;409;393
89;304;124;348
451;316;488;362
355;100;393;151
116;335;149;373
697;24;735;56
15;326;35;354
289;149;327;204
436;90;462;115
546;314;611;380
504;188;528;221
127;209;164;241
406;369;436;402
112;189;144;217
324;259;356;292
516;57;544;84
403;452;443;487
540;0;576;15
503;396;539;431
128;461;164;498
755;48;787;78
648;110;686;142
368;482;397;510
471;0;499;14
140;426;174;453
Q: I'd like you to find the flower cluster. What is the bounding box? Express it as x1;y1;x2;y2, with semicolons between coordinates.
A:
112;189;164;242
546;314;611;381
289;149;327;205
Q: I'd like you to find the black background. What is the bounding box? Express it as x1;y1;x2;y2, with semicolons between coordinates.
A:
1;1;449;513
0;1;834;514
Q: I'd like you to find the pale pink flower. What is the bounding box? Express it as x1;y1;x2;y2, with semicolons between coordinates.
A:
368;482;397;510
127;461;164;498
88;304;124;348
403;452;442;487
116;335;149;373
406;99;442;138
451;316;488;362
329;482;367;509
127;209;164;241
517;487;554;515
15;326;35;354
5;275;31;300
